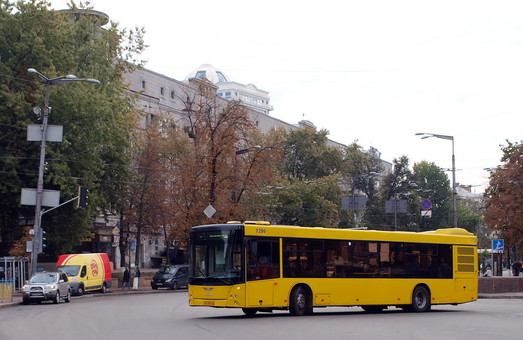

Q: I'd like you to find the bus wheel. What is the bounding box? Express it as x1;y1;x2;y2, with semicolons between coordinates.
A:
242;308;257;317
361;305;385;313
409;286;431;312
289;286;307;316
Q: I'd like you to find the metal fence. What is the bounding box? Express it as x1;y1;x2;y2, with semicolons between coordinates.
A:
1;257;29;303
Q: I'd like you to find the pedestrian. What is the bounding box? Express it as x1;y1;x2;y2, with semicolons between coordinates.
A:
512;259;521;276
484;264;492;277
122;267;130;289
133;267;141;290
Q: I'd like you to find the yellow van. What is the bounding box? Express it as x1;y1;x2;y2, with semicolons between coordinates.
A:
56;253;112;295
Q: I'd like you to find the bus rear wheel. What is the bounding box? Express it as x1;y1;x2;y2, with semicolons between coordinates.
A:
289;286;309;316
242;308;257;317
408;285;431;312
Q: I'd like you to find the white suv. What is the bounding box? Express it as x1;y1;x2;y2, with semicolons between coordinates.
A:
22;271;72;304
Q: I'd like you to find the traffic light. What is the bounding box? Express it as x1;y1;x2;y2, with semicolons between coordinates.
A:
78;186;88;208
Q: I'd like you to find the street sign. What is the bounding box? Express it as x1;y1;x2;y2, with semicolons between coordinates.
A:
492;239;504;251
420;199;432;210
204;204;216;218
341;196;367;211
21;188;60;207
421;210;432;217
27;124;63;142
385;200;407;213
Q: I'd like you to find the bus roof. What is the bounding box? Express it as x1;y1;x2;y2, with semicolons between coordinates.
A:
192;222;477;246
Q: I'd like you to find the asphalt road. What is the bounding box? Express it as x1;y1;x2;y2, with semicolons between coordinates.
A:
1;291;521;340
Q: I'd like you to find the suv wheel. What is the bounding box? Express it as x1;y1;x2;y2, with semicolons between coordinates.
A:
65;290;71;303
53;290;61;304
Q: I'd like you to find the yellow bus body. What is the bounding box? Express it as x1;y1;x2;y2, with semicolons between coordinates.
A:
189;223;477;313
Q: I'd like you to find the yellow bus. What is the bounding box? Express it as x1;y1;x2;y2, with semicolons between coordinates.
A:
188;221;477;316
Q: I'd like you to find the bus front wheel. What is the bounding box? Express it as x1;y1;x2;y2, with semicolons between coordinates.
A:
289;286;308;316
242;308;257;317
408;285;431;312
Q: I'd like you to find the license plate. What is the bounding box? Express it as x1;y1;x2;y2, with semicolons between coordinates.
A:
31;292;44;296
203;301;215;306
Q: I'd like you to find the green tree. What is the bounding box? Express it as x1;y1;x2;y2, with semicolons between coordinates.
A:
341;141;383;228
282;128;343;181
379;156;420;231
0;1;144;255
412;161;452;229
271;128;344;227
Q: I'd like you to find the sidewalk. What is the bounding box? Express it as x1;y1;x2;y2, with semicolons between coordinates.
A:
0;285;181;308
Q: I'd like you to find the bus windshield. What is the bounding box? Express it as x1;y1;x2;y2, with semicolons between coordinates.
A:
190;225;243;285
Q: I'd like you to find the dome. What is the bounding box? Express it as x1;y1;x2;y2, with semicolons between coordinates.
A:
185;64;230;84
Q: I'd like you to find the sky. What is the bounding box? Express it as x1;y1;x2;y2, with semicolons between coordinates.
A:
48;0;523;193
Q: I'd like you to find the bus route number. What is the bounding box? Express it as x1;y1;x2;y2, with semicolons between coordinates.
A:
256;228;267;234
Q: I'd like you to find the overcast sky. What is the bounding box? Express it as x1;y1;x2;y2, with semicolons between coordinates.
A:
49;0;523;193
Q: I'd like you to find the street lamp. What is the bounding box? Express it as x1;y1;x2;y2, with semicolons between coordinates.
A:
415;132;458;228
27;68;100;276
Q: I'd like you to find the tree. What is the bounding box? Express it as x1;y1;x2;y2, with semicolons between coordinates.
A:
282;128;343;181
271;128;344;227
484;140;523;255
0;1;144;255
341;141;383;228
379;156;420;231
151;81;282;244
412;161;452;229
122;124;169;269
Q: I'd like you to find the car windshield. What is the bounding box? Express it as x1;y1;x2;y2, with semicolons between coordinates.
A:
158;266;177;274
57;265;80;276
30;273;56;284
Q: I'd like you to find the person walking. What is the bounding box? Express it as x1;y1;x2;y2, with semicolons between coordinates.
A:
512;259;521;276
122;267;131;289
133;267;141;290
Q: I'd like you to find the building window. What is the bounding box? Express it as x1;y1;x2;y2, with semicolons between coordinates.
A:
195;71;206;79
170;90;175;99
160;87;164;96
141;80;146;89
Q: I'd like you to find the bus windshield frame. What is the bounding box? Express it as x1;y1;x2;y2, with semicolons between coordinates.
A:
189;224;244;286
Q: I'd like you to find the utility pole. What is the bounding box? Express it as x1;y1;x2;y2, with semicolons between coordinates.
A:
26;68;99;276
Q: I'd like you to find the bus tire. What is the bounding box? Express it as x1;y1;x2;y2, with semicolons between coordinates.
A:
242;308;257;317
289;286;308;316
361;305;386;313
409;285;431;312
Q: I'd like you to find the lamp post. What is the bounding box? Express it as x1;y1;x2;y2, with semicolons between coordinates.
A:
415;132;457;228
27;68;100;276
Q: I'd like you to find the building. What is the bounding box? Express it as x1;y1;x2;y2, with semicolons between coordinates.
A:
185;64;273;115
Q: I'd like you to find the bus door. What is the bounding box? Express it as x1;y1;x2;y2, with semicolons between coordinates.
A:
246;238;280;307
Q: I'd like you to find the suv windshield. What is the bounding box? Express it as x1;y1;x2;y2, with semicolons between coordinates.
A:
190;224;244;285
30;273;57;284
57;265;81;276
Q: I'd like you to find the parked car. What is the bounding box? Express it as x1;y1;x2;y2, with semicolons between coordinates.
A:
150;265;189;290
56;253;112;295
22;271;71;304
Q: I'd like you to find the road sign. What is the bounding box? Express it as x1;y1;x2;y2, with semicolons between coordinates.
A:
385;200;407;213
420;199;432;210
421;210;432;217
341;196;368;211
492;239;504;251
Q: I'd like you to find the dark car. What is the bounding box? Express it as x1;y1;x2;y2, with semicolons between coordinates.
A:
150;265;189;290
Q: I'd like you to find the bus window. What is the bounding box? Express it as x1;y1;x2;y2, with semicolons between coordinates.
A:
247;238;280;280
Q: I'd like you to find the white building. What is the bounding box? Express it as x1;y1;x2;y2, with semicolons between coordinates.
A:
185;64;273;115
